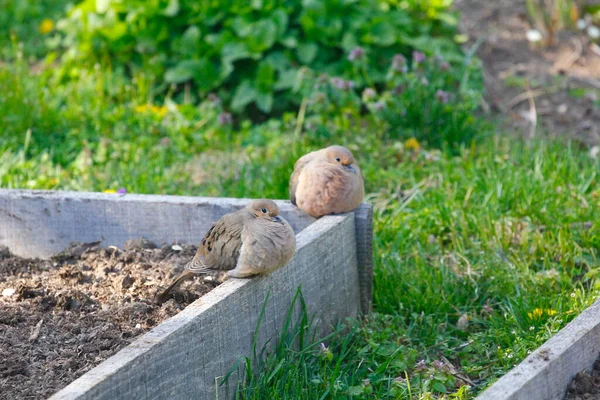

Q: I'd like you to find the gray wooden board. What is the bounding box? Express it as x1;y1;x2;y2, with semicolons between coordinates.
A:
0;190;317;259
50;213;358;400
477;298;600;400
0;189;372;399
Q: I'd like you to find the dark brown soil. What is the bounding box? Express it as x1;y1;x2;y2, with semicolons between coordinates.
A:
455;0;600;146
565;359;600;400
0;239;221;400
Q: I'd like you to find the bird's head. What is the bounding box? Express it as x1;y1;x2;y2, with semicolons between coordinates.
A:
324;145;356;171
248;199;282;223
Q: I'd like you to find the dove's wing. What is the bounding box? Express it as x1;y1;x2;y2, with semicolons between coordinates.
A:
186;211;245;272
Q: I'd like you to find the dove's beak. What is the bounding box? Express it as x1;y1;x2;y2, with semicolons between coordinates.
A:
272;215;282;223
345;164;355;173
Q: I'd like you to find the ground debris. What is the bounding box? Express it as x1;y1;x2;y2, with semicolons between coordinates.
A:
565;359;600;400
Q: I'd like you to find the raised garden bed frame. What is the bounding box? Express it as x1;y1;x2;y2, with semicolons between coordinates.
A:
0;189;373;400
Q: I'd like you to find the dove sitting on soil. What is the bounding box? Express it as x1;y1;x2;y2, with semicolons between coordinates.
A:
289;145;364;218
155;199;296;304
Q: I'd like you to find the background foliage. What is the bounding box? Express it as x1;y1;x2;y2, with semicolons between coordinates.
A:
55;0;461;116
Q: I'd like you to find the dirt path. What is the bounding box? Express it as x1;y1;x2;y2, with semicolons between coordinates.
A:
455;0;600;146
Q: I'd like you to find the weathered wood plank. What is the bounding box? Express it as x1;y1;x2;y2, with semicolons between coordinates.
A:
353;204;373;315
50;213;359;400
477;298;600;400
0;189;316;259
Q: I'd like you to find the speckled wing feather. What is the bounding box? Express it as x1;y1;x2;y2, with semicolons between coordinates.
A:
185;211;245;272
289;150;319;205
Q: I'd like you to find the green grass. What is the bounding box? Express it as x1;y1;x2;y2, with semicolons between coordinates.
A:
1;3;600;397
227;139;600;399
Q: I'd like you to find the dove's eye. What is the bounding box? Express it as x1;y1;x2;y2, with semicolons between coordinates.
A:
261;207;268;214
335;157;341;162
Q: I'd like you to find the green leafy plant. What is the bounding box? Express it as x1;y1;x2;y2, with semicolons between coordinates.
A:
300;50;485;151
54;0;461;116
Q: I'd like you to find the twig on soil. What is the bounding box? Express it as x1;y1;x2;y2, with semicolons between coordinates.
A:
506;87;550;110
440;356;475;386
526;83;537;139
29;319;44;342
449;339;474;351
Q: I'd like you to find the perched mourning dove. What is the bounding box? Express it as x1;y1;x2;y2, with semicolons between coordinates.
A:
155;199;296;304
289;145;364;218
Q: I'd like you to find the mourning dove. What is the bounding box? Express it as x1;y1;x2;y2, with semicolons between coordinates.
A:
155;199;296;304
289;145;364;218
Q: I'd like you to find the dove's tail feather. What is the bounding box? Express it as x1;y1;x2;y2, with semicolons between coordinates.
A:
184;256;211;274
154;255;213;304
154;270;195;304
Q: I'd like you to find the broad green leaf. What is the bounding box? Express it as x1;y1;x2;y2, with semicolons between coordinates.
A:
221;42;251;64
99;22;127;41
371;21;396;46
432;381;447;393
255;91;273;113
165;59;218;89
190;60;219;91
163;0;180;17
280;36;298;48
264;51;289;71
296;42;318;64
181;26;201;50
221;42;251;80
232;16;253;38
271;8;288;37
231;81;257;111
302;0;322;9
220;62;234;80
341;32;357;51
247;19;277;52
165;65;193;84
274;69;298;90
256;62;275;91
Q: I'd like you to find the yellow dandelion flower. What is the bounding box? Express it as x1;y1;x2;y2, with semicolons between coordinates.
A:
135;104;168;118
103;189;117;194
405;138;420;151
39;19;55;34
528;308;544;319
528;308;557;319
151;105;168;118
135;104;149;113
